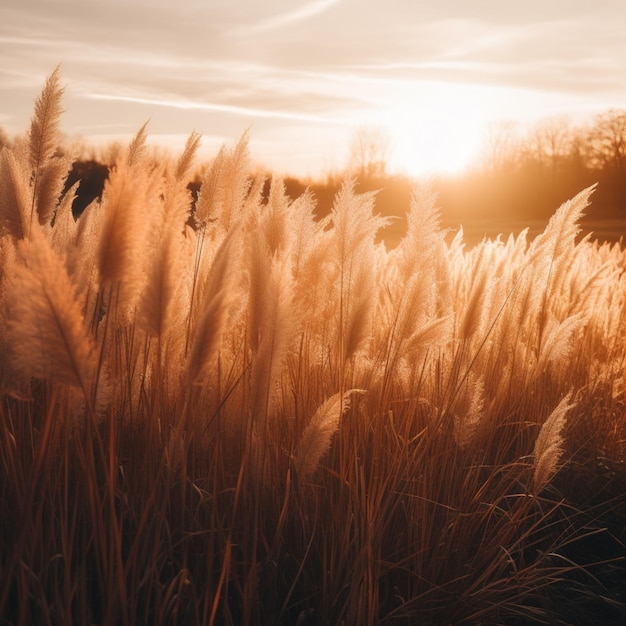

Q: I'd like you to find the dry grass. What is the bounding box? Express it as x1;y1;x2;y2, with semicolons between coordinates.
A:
0;70;625;625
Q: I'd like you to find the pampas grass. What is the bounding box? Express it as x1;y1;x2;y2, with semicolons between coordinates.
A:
1;70;625;625
533;392;575;493
28;66;65;228
0;148;31;240
2;227;96;395
294;389;365;480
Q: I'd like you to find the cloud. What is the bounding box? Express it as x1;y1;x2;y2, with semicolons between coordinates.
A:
2;0;626;175
236;0;341;34
87;92;351;126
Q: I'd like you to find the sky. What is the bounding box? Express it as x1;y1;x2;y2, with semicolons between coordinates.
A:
1;0;626;178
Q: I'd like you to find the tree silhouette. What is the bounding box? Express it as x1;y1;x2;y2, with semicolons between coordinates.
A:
588;110;626;211
590;109;626;172
526;117;572;180
481;121;520;174
347;126;390;181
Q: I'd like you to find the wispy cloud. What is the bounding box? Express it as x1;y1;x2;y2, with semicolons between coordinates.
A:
237;0;341;34
87;92;351;126
2;0;625;176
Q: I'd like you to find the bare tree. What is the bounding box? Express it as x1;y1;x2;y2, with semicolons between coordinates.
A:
589;109;626;174
587;109;626;211
527;116;572;176
481;120;520;173
347;126;390;180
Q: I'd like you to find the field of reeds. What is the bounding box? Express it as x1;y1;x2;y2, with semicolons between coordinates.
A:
1;69;625;625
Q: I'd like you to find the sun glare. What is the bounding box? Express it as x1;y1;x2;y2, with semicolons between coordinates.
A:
379;98;486;177
389;114;485;177
367;81;502;178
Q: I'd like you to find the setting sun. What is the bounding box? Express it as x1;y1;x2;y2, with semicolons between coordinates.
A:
377;89;486;176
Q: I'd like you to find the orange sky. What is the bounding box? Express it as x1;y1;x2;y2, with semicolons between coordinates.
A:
1;0;625;177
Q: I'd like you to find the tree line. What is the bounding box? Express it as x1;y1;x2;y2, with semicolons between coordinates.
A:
438;109;626;221
295;109;626;245
1;109;625;241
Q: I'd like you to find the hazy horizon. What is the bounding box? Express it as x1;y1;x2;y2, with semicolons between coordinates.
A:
2;0;626;177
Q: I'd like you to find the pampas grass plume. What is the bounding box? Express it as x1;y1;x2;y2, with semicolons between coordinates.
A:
248;252;297;421
35;154;71;226
28;66;65;226
295;389;365;481
532;391;575;493
195;132;250;232
28;66;64;176
175;131;201;182
3;228;96;392
343;258;376;362
0;148;30;239
126;121;149;168
187;227;241;383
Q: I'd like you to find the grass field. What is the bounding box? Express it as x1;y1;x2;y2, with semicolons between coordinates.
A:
1;69;625;625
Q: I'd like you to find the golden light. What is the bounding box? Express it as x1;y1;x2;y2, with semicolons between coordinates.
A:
378;99;485;177
371;82;495;178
